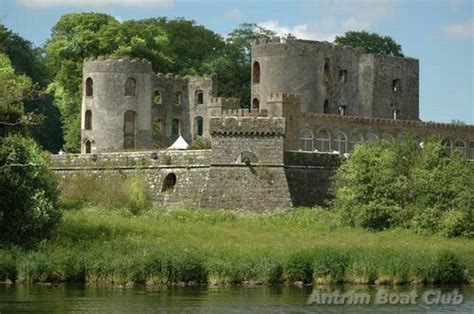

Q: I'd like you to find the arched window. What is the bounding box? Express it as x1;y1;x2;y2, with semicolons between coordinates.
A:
85;77;93;97
366;133;379;144
154;90;162;105
323;60;330;84
349;133;363;152
252;98;260;111
161;173;176;192
454;140;466;155
194;116;203;137
124;77;136;96
85;110;92;130
316;129;331;152
334;131;347;154
195;90;204;105
442;138;452;156
300;129;314;152
171;118;180;138
468;141;474;160
85;140;91;154
382;134;394;144
123;110;136;149
323;99;329;113
174;91;181;106
253;62;260;83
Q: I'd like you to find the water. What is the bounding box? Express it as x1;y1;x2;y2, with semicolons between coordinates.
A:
0;284;473;313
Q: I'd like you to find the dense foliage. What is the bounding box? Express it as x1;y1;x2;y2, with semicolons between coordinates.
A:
0;53;61;247
334;31;404;57
332;138;474;237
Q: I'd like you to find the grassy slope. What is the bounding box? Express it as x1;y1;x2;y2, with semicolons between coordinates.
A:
3;207;473;285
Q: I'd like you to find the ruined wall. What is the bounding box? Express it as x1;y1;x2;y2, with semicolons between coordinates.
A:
51;150;211;208
251;37;419;120
284;151;341;207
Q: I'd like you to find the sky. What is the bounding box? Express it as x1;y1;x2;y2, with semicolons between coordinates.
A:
0;0;472;124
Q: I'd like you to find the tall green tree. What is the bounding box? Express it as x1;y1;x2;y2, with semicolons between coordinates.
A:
0;24;63;152
334;31;404;57
0;53;61;247
201;23;275;107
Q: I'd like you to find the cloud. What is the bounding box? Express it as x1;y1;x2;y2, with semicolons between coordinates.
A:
16;0;174;8
449;0;464;13
258;17;370;42
259;0;396;42
227;8;243;20
442;19;474;39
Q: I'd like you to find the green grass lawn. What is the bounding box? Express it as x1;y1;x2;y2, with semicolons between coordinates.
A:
1;206;473;285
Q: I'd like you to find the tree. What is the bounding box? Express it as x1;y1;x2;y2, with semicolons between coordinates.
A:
201;23;275;107
332;138;473;237
334;31;404;57
0;54;61;247
1;24;63;152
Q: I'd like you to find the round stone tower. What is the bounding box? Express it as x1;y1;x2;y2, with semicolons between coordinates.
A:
251;37;332;114
81;56;154;153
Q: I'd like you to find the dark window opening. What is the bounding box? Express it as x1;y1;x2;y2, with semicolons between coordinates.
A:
174;92;181;106
124;77;136;96
252;98;260;111
85;110;92;130
339;70;347;83
468;141;474;160
195;116;203;137
85;140;91;154
253;62;260;83
338;106;346;116
323;59;330;84
393;109;400;120
161;173;177;192
392;79;401;92
171;118;180;138
85;78;93;97
154;90;162;105
323;100;329;113
153;118;161;135
123;110;136;149
195;90;204;105
442;138;452;156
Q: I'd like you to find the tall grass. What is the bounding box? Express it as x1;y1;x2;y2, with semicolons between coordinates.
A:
2;207;472;286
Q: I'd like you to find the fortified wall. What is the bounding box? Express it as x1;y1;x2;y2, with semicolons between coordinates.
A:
51;116;341;210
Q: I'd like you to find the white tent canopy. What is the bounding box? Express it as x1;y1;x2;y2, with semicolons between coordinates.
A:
167;135;189;150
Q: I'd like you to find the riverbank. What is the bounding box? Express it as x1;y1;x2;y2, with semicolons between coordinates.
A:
0;207;472;286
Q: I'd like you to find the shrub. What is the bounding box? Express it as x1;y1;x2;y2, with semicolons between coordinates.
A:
432;251;467;283
0;135;61;247
188;136;211;150
284;250;314;283
332;137;474;237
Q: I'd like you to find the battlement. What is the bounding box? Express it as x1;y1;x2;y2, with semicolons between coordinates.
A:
300;113;474;131
209;117;286;135
267;93;300;103
83;56;153;73
210;97;241;110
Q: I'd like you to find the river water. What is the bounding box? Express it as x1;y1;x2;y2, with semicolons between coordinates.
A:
0;284;472;313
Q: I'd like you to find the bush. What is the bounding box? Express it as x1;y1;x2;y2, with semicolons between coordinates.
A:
432;251;467;283
0;135;61;247
284;250;314;283
59;171;152;215
332;138;474;237
188;136;211;150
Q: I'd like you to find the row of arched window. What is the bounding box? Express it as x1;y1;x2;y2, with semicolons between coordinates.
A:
85;77;136;97
299;128;474;159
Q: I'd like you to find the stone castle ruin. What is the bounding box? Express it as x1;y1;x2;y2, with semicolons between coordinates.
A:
52;36;474;210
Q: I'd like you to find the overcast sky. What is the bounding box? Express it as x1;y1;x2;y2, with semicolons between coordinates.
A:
0;0;472;124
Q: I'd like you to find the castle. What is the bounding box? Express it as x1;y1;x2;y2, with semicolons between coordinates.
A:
51;36;474;210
